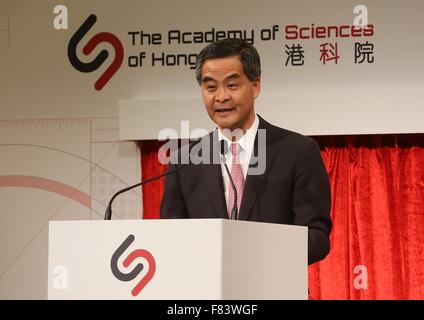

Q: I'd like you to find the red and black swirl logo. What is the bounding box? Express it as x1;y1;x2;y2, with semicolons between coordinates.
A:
68;14;124;91
111;234;156;297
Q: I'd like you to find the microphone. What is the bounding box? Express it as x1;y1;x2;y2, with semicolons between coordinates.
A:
220;140;238;220
104;138;202;220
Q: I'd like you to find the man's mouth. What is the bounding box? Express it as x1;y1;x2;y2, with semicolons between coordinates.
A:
215;107;236;114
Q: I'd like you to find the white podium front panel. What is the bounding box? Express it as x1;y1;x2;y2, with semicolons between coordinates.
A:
48;219;307;300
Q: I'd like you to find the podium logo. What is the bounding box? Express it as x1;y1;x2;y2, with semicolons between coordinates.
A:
67;14;124;91
111;234;156;297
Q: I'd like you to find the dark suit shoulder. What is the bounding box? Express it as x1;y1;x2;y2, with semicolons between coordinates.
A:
258;115;319;152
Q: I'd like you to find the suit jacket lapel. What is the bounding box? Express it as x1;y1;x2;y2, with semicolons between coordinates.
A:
238;117;278;221
202;164;228;218
201;131;228;218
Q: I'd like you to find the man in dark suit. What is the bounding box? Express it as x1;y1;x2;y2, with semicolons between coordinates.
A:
160;38;332;265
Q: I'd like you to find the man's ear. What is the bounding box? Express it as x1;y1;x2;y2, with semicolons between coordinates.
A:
253;77;261;99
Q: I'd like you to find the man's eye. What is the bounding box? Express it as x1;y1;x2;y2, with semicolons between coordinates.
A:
228;83;239;89
207;85;216;91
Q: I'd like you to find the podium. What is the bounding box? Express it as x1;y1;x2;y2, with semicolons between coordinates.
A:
48;219;307;299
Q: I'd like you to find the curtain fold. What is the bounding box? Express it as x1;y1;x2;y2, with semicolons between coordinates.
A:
140;134;424;299
139;140;167;220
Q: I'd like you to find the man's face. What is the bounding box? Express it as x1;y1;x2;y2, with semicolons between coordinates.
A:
200;55;260;132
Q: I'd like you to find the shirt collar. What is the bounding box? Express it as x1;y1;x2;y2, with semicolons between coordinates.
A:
218;114;259;155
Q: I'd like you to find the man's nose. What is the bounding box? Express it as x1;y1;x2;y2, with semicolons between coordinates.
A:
215;87;230;103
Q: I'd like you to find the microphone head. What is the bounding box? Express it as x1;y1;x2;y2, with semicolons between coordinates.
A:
220;139;228;156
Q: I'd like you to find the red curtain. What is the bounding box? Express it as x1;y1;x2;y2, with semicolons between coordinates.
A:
140;134;424;299
139;141;168;219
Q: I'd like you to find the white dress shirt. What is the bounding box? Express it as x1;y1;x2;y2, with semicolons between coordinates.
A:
218;114;259;206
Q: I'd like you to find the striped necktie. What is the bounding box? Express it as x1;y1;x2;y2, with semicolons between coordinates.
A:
227;143;244;219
